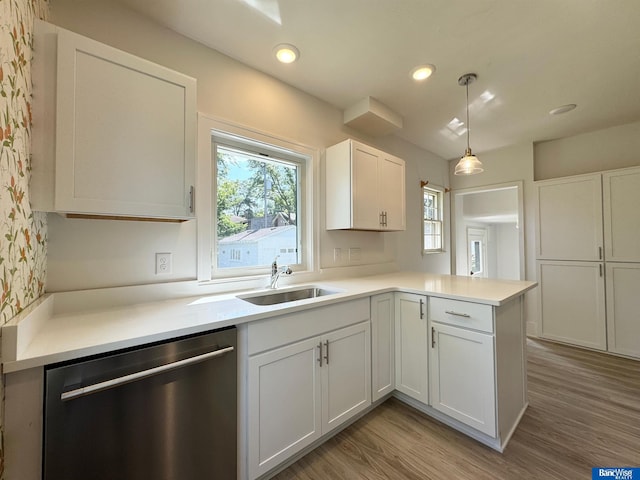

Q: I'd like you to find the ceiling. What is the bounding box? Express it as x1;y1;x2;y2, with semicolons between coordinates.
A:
115;0;640;159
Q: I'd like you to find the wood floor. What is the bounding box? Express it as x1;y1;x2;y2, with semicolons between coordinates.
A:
273;339;640;480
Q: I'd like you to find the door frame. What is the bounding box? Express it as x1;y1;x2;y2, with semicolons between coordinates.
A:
450;181;525;280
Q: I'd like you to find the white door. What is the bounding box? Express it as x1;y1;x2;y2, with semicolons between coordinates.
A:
394;293;428;404
351;143;381;230
53;25;196;218
603;167;640;262
371;293;395;401
467;227;488;278
379;155;406;231
538;260;607;350
248;337;322;479
430;322;496;437
606;263;640;359
321;322;371;433
536;174;603;261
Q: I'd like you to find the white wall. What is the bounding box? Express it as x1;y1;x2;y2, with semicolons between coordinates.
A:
534;121;640;180
496;223;520;280
449;143;538;335
47;0;448;291
385;137;452;274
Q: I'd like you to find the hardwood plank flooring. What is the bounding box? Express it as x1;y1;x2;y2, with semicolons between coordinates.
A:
272;339;640;480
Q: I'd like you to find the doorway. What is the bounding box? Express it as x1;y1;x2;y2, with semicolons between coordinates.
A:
452;182;524;280
467;227;488;277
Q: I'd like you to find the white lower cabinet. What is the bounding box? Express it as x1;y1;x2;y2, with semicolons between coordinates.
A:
248;338;321;479
245;292;528;478
248;319;370;479
429;323;496;437
371;293;395;401
394;292;428;404
538;260;607;350
606;263;640;358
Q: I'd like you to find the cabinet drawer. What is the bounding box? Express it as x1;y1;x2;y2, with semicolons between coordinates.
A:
429;297;493;333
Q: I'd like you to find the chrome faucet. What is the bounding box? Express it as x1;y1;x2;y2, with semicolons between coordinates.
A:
270;256;292;289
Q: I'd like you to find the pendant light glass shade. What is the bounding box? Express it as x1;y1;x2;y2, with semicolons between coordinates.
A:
455;148;484;175
454;73;483;176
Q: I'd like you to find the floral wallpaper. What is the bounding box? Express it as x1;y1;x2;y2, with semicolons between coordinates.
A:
0;0;49;327
0;0;48;474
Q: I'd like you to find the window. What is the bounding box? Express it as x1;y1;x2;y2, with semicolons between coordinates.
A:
423;186;444;253
212;132;306;276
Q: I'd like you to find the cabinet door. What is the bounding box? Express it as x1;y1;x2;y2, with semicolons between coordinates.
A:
606;263;640;359
54;26;196;219
603;167;640;262
248;338;322;479
352;142;382;230
394;293;428;404
538;260;607;350
430;323;496;437
379;155;406;231
536;175;603;261
371;293;395;401
321;322;371;433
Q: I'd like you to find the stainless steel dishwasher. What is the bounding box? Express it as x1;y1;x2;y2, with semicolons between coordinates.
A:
43;326;236;480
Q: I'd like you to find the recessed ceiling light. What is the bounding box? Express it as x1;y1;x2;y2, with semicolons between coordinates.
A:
273;44;299;64
549;104;577;115
411;64;436;81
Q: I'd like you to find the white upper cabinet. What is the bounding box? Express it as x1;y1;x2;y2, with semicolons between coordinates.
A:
325;139;406;231
31;20;197;220
536;174;603;260
603;167;640;262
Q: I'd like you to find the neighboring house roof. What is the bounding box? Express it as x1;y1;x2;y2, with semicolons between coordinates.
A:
229;215;248;224
219;225;295;244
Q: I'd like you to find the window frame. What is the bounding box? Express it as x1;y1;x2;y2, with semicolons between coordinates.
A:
211;135;305;278
196;114;316;283
422;184;445;254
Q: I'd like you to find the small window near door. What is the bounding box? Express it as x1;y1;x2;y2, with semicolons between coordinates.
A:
423;186;444;253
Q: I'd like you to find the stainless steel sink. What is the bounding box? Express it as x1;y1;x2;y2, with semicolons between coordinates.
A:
238;286;340;306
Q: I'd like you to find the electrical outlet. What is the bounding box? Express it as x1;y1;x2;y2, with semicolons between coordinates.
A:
349;247;362;263
333;248;342;263
155;252;172;274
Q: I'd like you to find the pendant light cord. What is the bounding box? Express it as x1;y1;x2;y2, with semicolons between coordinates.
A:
465;80;471;151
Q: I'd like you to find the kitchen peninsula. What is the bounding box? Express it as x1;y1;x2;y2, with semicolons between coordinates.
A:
2;272;535;480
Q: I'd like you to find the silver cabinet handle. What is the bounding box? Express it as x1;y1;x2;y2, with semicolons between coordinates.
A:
61;346;234;402
189;185;195;213
599;246;602;260
379;211;384;226
599;264;603;277
419;298;424;319
318;342;323;367
324;340;330;365
431;327;436;348
445;310;471;318
384;211;388;227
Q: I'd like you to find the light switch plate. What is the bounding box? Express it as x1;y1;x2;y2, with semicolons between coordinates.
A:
349;247;362;263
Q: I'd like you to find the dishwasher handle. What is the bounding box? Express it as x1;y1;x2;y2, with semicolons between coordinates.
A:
61;345;234;402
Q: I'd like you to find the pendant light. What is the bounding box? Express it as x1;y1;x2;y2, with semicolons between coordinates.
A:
454;73;484;175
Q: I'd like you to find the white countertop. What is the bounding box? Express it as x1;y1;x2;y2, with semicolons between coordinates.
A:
1;272;536;373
